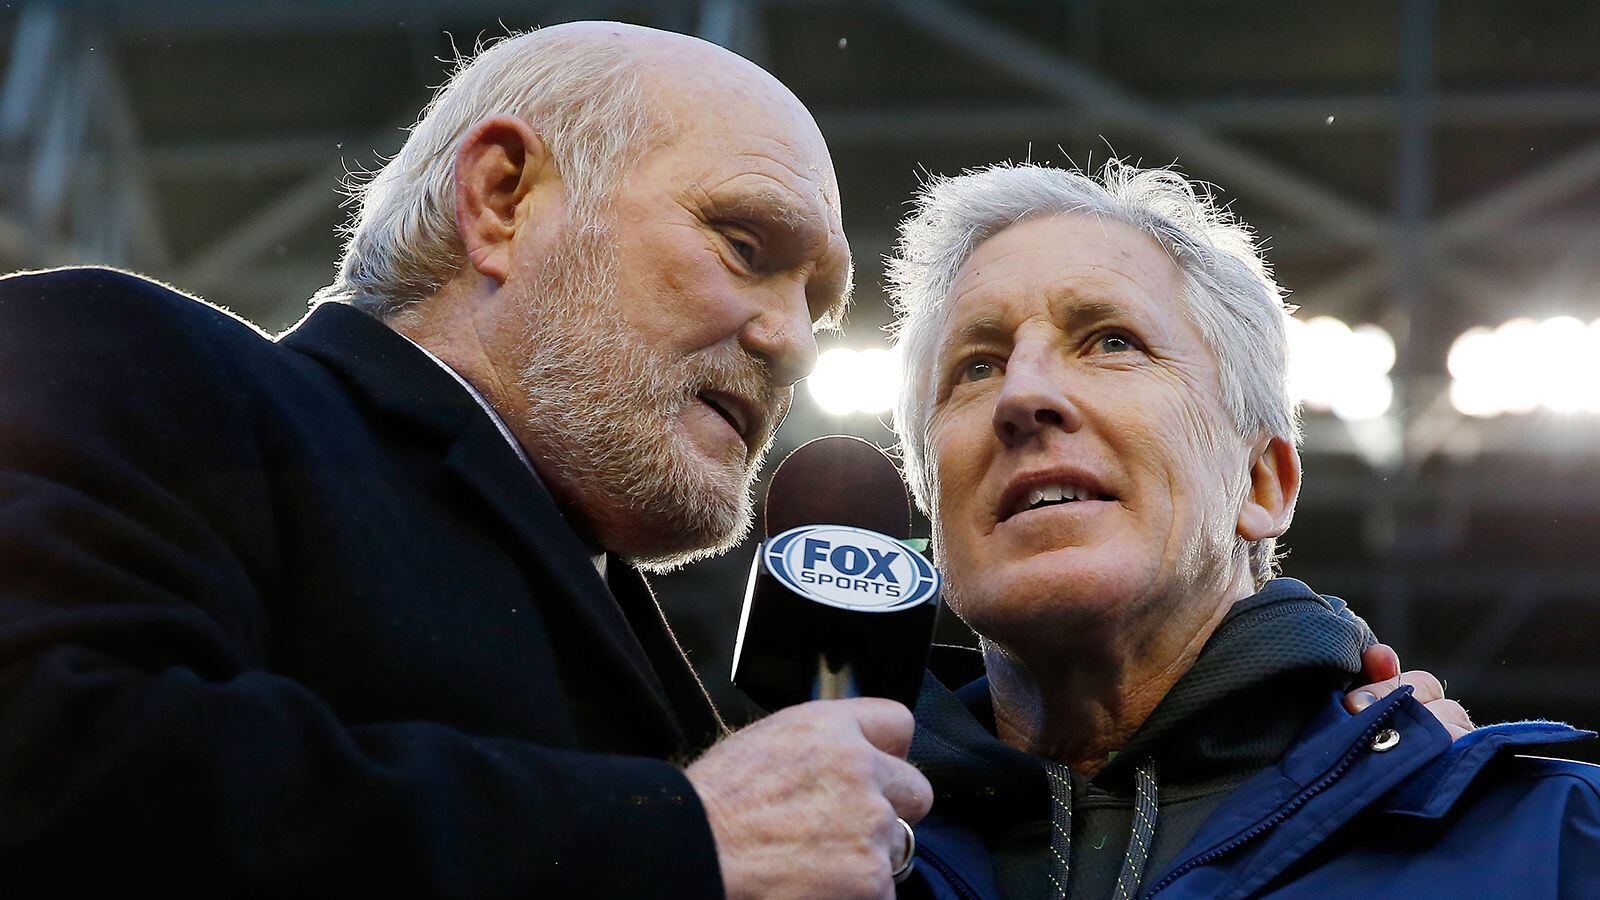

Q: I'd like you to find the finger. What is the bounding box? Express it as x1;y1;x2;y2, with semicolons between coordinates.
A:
1346;667;1453;713
1425;698;1475;740
1359;643;1402;684
1345;672;1403;712
833;697;917;759
876;809;916;880
876;756;934;823
874;815;909;900
1398;669;1446;704
1346;644;1410;712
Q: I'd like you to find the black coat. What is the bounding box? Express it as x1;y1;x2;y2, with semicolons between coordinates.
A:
0;267;727;896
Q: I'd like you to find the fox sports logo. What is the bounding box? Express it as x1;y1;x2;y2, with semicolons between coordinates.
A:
763;525;940;612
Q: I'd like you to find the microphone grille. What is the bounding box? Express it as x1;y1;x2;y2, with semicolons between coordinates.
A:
763;435;910;539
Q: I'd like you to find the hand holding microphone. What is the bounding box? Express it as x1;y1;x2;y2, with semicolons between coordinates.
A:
686;437;941;899
686;697;930;900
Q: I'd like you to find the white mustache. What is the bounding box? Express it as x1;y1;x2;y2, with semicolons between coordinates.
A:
679;351;787;446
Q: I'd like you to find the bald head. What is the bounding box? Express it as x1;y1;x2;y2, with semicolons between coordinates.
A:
539;20;803;105
542;22;841;224
321;21;837;321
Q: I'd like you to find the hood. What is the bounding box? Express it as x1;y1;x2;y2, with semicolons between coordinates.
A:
910;578;1375;827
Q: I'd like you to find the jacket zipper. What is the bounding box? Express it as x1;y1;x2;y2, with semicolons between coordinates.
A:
1143;701;1403;897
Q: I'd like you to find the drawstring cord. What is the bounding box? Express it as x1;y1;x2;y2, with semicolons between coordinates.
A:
1117;758;1160;899
1045;757;1160;899
1044;761;1073;897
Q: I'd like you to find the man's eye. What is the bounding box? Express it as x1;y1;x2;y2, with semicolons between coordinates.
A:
958;358;1002;383
725;233;758;265
1094;332;1138;354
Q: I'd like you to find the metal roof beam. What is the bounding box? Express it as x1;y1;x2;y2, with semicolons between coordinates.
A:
817;91;1600;145
1291;132;1600;316
1181;89;1600;131
172;113;413;297
0;5;62;145
82;0;617;39
698;0;768;63
173;158;349;294
891;0;1388;246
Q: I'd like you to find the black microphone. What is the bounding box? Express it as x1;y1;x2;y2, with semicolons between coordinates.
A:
731;435;941;710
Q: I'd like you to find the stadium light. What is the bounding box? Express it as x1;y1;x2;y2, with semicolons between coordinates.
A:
1591;318;1600;414
805;346;903;416
1286;315;1395;420
1329;375;1394;422
1446;316;1600;417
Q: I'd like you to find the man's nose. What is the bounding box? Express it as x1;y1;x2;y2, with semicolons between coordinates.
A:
740;287;819;388
991;349;1082;446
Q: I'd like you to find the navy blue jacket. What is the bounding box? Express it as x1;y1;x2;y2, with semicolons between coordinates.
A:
0;269;727;896
911;688;1600;898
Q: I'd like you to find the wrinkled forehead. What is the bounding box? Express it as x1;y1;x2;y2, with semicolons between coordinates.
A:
642;56;840;209
941;214;1188;336
926;213;1238;428
629;47;851;310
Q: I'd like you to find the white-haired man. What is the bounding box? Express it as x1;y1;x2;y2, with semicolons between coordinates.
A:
0;23;937;898
887;162;1600;898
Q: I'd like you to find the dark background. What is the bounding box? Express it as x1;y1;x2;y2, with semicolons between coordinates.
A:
3;0;1598;758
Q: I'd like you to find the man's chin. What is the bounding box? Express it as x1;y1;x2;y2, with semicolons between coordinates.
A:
562;425;762;571
623;501;753;573
608;464;756;573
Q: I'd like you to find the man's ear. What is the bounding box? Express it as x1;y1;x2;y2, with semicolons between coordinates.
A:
452;115;557;284
1237;434;1301;541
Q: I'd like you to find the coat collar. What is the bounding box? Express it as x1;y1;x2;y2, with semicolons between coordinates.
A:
1380;718;1595;819
1146;687;1594;897
279;302;481;443
1141;688;1446;896
278;301;694;752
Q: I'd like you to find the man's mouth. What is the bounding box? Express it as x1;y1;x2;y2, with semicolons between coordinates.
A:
999;473;1116;522
698;390;755;446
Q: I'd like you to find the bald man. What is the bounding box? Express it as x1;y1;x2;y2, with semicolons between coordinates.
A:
0;24;925;898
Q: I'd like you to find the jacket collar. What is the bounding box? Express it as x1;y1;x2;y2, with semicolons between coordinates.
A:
278;302;692;751
909;578;1372;821
1381;719;1595;819
279;302;481;442
1141;687;1446;896
1146;687;1594;897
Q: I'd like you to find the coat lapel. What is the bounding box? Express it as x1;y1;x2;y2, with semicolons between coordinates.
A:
279;302;688;751
607;560;729;750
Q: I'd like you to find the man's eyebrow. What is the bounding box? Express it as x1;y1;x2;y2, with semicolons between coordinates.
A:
812;257;853;331
938;314;1009;356
934;298;1132;355
705;182;851;326
713;187;851;326
1057;298;1132;332
714;188;823;232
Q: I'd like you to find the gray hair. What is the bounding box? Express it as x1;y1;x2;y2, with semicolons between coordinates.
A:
887;161;1299;586
314;29;671;318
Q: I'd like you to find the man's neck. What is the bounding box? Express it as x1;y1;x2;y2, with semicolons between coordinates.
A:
385;287;611;573
388;279;519;415
984;575;1252;775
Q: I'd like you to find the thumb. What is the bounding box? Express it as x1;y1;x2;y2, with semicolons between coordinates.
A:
1359;642;1402;684
836;697;917;758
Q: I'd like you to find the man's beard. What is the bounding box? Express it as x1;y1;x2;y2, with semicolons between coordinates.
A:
513;216;784;572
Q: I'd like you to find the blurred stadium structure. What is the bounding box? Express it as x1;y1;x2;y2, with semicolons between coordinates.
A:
2;0;1598;752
